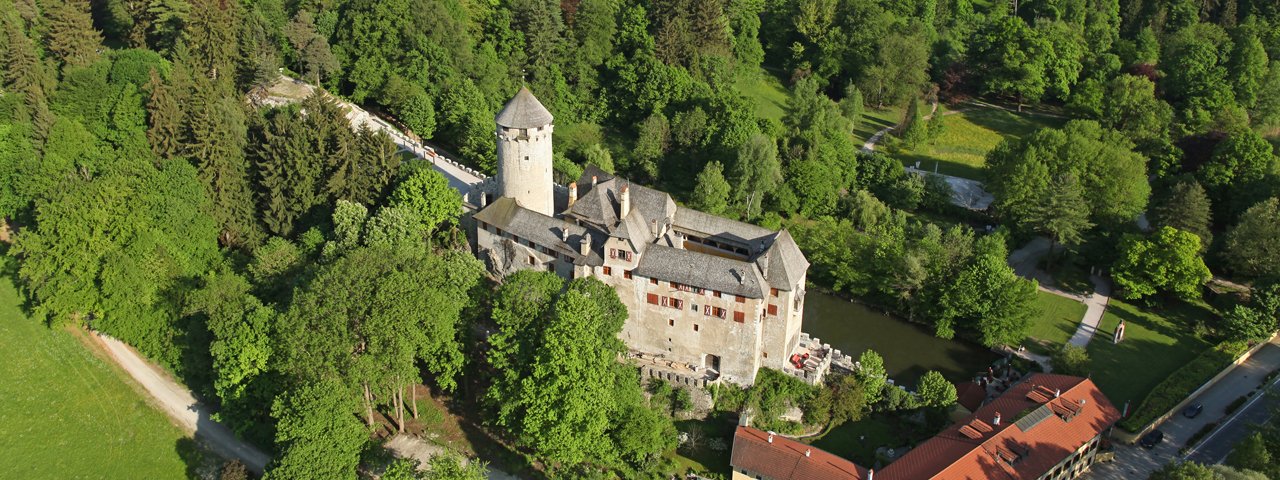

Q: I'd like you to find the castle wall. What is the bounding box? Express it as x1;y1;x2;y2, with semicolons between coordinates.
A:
496;125;554;217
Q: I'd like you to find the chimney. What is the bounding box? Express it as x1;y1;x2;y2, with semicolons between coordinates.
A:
805;449;811;458
767;431;775;443
580;232;591;256
993;412;1001;425
868;469;874;480
1054;388;1061;398
620;185;631;218
561;225;570;242
591;175;598;187
568;182;578;207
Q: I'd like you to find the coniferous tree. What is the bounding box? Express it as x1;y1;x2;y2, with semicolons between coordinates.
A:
692;161;731;215
145;68;183;159
1150;179;1213;251
256;110;323;236
183;0;239;81
43;0;104;72
341;127;401;206
185;80;261;247
3;15;56;141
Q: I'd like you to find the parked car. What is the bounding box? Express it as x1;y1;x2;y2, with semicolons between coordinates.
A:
1139;430;1164;449
1182;403;1204;418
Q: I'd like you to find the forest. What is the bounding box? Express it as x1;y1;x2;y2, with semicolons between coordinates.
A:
2;0;1280;478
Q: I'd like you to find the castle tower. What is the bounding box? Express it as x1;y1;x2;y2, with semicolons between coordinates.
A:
494;86;555;216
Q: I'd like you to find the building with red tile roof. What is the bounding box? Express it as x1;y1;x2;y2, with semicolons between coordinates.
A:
878;373;1120;480
730;426;870;480
954;381;987;413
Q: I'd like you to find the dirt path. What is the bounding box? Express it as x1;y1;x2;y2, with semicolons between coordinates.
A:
95;333;270;474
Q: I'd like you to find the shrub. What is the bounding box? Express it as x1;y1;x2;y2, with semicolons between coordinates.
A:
1118;341;1250;432
1225;395;1250;415
1051;344;1090;376
1184;422;1219;448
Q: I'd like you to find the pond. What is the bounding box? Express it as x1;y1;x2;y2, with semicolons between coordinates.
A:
802;290;1000;389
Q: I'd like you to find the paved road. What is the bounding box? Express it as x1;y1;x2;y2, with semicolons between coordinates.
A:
95;333;270;474
1007;237;1110;347
1185;366;1280;464
1085;339;1280;479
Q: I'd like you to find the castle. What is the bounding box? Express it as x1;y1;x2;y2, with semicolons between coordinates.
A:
471;87;815;386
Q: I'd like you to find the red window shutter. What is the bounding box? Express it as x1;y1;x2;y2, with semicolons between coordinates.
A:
650;278;659;285
768;304;778;316
609;249;616;259
603;266;612;275
624;270;633;279
736;295;745;303
704;305;711;316
647;293;659;305
771;288;778;297
734;311;745;323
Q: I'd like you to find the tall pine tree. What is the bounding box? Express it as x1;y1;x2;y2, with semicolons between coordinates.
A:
185;79;260;247
43;0;104;72
144;68;183;159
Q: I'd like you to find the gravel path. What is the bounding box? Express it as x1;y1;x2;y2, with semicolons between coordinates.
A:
95;333;270;474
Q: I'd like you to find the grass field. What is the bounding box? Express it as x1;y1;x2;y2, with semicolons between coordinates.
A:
1024;292;1088;356
892;106;1065;180
0;259;198;479
1085;299;1216;409
736;69;789;123
854;105;906;146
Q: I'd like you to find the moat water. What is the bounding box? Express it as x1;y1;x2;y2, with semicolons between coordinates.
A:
802;290;1000;389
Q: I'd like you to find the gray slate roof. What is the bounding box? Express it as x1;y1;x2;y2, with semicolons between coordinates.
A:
673;208;772;247
570;166;675;229
758;230;809;291
495;86;553;129
474;197;602;264
632;245;768;299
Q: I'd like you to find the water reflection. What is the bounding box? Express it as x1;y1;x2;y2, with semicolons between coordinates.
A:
802;290;999;388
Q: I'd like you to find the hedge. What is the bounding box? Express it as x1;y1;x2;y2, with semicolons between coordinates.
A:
1118;341;1250;432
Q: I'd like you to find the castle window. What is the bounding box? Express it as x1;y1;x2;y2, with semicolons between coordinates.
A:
624;270;633;279
650;278;659;285
735;295;745;303
712;290;721;298
767;304;778;316
609;248;616;259
620;250;633;261
528;255;536;265
704;305;711;316
660;296;669;307
669;319;675;327
733;311;745;323
693;324;699;332
672;299;684;310
694;287;705;294
603;266;612;276
647;293;659;305
670;281;680;288
771;288;778;297
763;352;768;359
692;304;699;311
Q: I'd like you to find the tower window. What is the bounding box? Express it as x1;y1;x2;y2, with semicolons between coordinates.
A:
524;156;529;160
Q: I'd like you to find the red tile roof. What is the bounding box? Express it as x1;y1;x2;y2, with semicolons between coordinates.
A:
731;426;869;480
955;381;987;412
878;374;1120;480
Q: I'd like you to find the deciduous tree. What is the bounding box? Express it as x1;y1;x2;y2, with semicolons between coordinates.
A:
1112;227;1212;300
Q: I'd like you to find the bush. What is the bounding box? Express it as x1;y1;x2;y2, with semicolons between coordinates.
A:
1224;395;1250;415
1118;341;1250;432
1051;345;1090;376
1184;422;1219;448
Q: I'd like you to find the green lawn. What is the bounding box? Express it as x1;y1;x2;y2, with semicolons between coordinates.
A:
1024;292;1088;356
892;106;1065;180
807;416;898;467
1085;299;1217;409
0;259;198;479
736;69;790;123
854;105;906;146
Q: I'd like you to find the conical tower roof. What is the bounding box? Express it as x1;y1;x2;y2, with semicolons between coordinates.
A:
495;86;554;129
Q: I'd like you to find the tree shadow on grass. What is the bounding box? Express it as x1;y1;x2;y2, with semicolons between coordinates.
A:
175;437;211;480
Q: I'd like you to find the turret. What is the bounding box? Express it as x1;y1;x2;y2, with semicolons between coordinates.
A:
495;87;555;216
